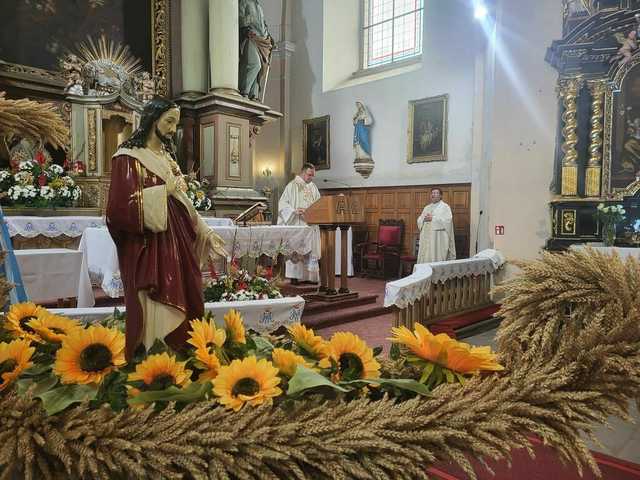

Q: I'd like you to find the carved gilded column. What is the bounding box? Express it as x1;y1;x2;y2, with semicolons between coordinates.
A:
558;76;582;196
585;79;606;197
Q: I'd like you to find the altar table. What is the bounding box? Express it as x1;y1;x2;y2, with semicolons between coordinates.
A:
5;215;234;239
51;296;306;334
14;248;94;307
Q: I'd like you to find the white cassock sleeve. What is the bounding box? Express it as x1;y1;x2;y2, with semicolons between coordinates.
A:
278;183;296;224
417;205;429;231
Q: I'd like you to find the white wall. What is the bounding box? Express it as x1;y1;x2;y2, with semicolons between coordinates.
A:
290;0;484;188
244;0;562;262
486;0;562;262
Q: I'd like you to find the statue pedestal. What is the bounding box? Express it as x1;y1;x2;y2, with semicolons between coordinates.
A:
176;91;281;217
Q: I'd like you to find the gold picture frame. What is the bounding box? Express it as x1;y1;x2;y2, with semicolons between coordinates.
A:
0;0;170;97
303;115;330;170
407;94;448;163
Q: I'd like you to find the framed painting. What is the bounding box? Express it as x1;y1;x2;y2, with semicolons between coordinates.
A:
0;0;170;95
611;65;640;190
303;115;330;170
407;94;448;163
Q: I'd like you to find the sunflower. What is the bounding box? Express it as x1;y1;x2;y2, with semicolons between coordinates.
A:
271;348;313;377
128;352;191;390
4;302;46;341
213;356;282;411
53;325;126;385
390;323;504;374
0;339;35;391
287;324;328;359
28;312;82;343
319;332;380;381
187;318;226;353
224;309;246;344
197;350;221;383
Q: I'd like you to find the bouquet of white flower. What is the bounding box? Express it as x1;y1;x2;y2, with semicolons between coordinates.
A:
596;203;626;246
0;159;81;208
596;203;626;224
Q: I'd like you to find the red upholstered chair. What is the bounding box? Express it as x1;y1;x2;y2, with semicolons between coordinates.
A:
398;232;419;277
359;219;404;279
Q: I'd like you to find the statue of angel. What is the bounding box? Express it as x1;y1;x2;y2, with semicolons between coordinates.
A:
60;53;84;95
612;30;638;67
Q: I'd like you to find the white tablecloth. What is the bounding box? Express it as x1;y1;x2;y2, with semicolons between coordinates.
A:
14;248;94;307
215;225;317;259
79;228;123;298
5;215;234;237
6;216;105;238
51;296;306;334
204;217;235;227
384;249;505;308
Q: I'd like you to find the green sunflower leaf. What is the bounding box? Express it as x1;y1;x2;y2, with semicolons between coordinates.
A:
340;378;431;396
252;336;275;359
372;346;383;357
287;365;349;396
37;384;98;415
389;343;401;360
92;371;128;412
128;381;213;405
147;339;169;356
16;372;58;396
419;363;435;384
444;369;455;384
454;372;467;384
21;364;52;376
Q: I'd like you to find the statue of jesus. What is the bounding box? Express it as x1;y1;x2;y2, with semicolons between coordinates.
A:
106;97;227;360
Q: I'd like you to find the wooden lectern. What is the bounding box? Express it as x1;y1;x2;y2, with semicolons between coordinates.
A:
304;194;364;300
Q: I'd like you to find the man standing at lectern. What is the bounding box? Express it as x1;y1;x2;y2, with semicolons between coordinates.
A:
278;163;321;284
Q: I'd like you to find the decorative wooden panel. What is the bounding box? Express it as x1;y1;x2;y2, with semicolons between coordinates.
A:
397;192;412;209
322;184;471;259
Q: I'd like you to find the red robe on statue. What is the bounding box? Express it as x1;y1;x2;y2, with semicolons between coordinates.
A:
107;151;212;360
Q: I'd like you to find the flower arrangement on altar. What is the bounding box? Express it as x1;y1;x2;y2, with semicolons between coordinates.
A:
203;264;282;302
185;173;212;211
0;158;81;208
0;302;502;416
595;203;626;246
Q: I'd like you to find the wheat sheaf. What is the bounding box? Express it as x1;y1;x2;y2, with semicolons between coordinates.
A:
0;92;69;151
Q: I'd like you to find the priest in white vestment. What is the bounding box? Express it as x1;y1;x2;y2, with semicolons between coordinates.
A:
277;163;321;283
417;187;456;263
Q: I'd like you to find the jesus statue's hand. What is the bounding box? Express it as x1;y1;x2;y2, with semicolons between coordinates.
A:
296;208;306;216
425;213;433;222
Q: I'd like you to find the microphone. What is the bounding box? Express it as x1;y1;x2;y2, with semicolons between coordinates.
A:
475;210;483;254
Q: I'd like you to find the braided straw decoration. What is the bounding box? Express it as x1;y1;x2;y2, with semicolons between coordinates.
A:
0;247;639;479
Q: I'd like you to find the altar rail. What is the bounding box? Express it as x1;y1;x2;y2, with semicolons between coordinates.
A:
384;250;505;328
